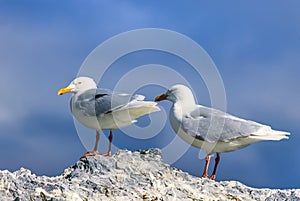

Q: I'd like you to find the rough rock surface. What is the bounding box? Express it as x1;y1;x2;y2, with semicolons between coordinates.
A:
0;149;299;201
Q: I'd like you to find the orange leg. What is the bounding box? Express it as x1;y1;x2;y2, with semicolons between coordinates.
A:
201;155;211;178
80;130;100;159
209;153;220;180
100;129;113;156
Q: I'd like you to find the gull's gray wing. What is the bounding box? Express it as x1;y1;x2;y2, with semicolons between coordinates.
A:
72;88;144;117
180;105;264;143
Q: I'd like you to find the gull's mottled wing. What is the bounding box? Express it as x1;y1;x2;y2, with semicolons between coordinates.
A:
180;105;265;143
72;88;145;117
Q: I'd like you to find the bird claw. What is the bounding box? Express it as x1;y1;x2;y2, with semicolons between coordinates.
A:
201;174;216;180
80;151;112;159
99;151;112;157
80;150;98;159
209;175;216;180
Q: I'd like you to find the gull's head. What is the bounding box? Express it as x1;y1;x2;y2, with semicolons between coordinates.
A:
57;77;97;95
155;84;195;104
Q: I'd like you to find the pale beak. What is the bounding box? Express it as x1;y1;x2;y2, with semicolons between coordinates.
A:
155;94;168;102
57;87;73;95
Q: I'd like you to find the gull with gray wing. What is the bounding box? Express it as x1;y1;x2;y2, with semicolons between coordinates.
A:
155;84;289;180
58;77;160;158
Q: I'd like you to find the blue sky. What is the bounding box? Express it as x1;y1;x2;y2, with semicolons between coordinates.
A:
0;1;299;189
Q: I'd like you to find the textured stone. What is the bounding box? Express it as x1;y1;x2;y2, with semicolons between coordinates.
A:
0;149;299;201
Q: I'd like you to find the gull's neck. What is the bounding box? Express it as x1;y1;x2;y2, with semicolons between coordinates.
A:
75;86;97;96
172;98;197;117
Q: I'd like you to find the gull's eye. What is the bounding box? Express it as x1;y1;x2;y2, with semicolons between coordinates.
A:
78;82;82;84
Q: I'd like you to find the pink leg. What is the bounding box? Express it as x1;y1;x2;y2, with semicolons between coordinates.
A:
209;153;220;180
80;130;100;159
201;155;211;178
100;129;113;156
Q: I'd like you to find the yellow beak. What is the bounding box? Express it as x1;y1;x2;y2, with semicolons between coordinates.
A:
155;94;168;102
57;87;73;95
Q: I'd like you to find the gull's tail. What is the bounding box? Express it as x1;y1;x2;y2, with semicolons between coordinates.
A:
249;127;290;141
115;100;160;120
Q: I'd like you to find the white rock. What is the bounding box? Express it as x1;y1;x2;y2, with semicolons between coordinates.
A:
0;148;298;201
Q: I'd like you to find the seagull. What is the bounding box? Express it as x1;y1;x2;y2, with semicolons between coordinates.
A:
155;84;290;180
58;77;160;158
